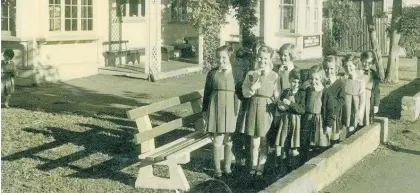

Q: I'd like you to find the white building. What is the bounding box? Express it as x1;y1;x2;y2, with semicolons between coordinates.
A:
1;0;323;85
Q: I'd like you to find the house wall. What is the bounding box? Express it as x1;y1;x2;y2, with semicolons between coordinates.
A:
264;0;323;60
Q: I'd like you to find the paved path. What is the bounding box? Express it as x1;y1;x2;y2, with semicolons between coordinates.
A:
322;120;420;193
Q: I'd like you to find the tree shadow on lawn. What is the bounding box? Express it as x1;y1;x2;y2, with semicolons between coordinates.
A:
1;122;203;187
377;78;420;119
12;83;150;118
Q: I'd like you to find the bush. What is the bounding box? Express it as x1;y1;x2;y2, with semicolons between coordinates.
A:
322;0;361;55
399;6;420;57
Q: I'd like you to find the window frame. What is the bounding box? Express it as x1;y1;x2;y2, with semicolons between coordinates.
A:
48;0;94;33
313;0;319;33
1;1;16;36
116;0;146;22
170;0;188;24
279;0;296;33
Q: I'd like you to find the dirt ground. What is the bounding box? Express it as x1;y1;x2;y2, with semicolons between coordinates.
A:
1;58;420;193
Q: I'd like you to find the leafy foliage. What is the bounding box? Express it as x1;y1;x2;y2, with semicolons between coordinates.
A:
323;0;361;55
230;0;259;47
399;5;420;57
187;0;230;69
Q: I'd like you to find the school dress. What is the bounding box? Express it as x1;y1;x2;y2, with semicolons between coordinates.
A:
202;69;238;133
234;56;252;133
323;77;345;141
341;74;365;129
1;60;17;95
242;70;278;137
275;88;306;149
360;69;380;126
304;87;330;147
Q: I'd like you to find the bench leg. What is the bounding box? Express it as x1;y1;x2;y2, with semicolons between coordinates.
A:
135;161;190;191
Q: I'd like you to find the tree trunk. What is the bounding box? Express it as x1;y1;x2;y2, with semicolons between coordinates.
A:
364;0;385;81
385;0;403;83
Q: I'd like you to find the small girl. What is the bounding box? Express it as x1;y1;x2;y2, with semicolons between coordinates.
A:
242;45;279;176
341;54;365;135
202;45;238;178
1;49;17;108
275;68;306;159
322;56;345;142
359;50;380;127
301;65;330;163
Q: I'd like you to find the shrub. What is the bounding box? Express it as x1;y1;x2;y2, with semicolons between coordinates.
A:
399;5;420;57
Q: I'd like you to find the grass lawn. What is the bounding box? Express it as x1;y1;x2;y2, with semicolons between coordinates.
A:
2;57;419;193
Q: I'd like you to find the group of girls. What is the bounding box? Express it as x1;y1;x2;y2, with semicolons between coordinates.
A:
201;42;380;179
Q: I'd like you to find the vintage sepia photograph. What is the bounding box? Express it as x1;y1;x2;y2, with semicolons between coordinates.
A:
1;0;420;192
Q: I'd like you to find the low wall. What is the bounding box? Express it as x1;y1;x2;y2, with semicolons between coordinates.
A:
261;118;388;193
401;92;420;122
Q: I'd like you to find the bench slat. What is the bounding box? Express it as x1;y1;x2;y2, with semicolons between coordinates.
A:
153;133;211;162
138;131;204;160
166;135;212;160
127;90;204;120
134;112;203;144
144;131;208;162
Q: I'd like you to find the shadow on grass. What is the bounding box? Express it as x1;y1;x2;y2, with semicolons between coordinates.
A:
12;82;150;118
377;78;420;119
2;123;138;186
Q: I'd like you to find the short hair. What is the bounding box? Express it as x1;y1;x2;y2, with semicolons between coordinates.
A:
289;68;301;81
3;49;15;59
257;45;274;57
342;54;360;68
251;40;266;56
216;45;234;57
360;50;377;65
309;64;325;79
277;43;296;61
323;55;341;73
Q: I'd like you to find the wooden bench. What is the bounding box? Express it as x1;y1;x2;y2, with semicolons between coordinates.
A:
102;40;145;66
126;90;210;191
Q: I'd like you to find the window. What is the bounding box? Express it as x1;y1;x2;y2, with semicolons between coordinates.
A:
49;0;94;32
373;0;384;16
117;0;145;17
313;0;319;33
279;0;295;32
1;0;16;35
171;0;188;23
305;0;310;32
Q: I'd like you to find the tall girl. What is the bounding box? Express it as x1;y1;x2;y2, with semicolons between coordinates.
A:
322;56;345;142
202;45;238;178
242;45;279;176
341;54;365;135
359;50;380;127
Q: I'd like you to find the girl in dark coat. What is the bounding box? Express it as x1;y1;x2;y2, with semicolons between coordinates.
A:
322;56;346;142
275;68;306;159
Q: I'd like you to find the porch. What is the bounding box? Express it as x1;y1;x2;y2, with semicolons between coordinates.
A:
98;59;203;80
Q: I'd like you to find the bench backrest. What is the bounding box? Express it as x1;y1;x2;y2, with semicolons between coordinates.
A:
127;90;205;154
102;40;129;52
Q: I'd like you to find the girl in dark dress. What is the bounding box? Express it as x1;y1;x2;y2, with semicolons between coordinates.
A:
1;49;17;108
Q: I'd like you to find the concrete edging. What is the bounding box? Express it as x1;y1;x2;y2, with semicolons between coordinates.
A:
261;118;388;193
